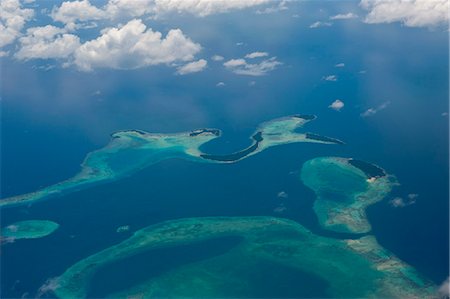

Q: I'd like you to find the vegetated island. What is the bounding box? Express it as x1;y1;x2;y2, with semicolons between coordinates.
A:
0;115;343;208
301;157;396;234
52;216;437;299
1;220;59;241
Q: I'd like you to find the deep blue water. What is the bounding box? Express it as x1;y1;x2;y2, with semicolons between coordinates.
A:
1;1;448;297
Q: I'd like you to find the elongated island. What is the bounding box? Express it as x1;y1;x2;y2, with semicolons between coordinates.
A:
1;220;59;241
0;115;343;208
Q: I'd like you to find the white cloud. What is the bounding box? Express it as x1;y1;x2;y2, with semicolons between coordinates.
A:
329;99;344;111
245;51;269;59
335;63;345;67
322;75;337;81
439;277;450;298
236;42;244;46
148;0;272;17
176;59;207;75
360;0;449;28
73;19;202;71
309;21;332;28
224;56;281;76
442;112;449;116
330;12;357;20
256;0;288;14
51;0;105;29
15;25;81;60
51;0;272;22
216;81;225;87
277;191;288;199
211;54;224;61
389;197;407;208
361;101;390;117
389;194;417;208
0;0;34;48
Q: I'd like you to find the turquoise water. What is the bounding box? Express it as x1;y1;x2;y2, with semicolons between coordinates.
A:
1;0;448;297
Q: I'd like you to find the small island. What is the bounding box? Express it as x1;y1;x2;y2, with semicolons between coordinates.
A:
0;115;343;208
52;216;436;299
1;220;59;241
300;157;396;234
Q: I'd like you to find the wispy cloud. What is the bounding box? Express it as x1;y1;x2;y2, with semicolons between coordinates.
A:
309;21;332;28
330;12;358;20
216;82;225;87
245;51;269;59
335;63;345;67
256;0;288;14
277;191;288;199
211;55;224;61
224;55;282;76
322;75;337;81
361;101;390;117
388;194;418;208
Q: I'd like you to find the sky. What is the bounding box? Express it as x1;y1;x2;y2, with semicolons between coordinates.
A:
0;0;449;291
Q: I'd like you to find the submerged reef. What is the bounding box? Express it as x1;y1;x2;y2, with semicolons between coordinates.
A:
301;157;396;233
1;220;59;241
0;115;342;208
53;216;437;299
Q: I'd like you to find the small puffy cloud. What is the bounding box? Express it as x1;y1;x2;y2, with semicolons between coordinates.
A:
73;19;202;71
0;0;34;48
442;112;449;117
245;51;268;59
439;277;450;298
277;191;288;199
329;99;344;111
216;82;225;87
335;63;345;67
309;21;332;28
360;0;448;28
211;54;224;61
361;101;390;117
224;56;282;76
273;203;287;213
51;0;105;29
330;12;357;20
236;42;244;46
323;75;337;81
176;59;207;75
389;194;418;208
15;25;81;60
256;0;288;14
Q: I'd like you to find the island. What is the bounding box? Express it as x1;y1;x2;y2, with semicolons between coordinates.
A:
1;220;59;241
300;157;396;233
0;115;343;208
52;216;437;299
